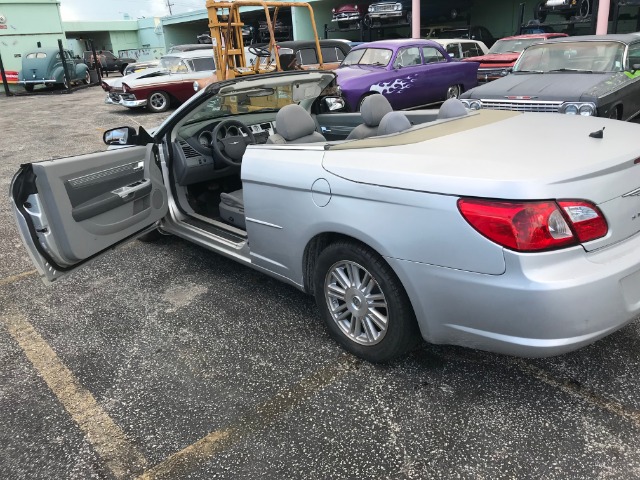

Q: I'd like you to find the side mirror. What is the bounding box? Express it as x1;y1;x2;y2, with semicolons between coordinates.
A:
104;126;137;146
324;96;346;112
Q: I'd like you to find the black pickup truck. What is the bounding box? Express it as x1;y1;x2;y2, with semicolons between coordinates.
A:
82;50;136;75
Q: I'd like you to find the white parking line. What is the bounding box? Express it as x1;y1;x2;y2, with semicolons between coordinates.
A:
2;314;148;478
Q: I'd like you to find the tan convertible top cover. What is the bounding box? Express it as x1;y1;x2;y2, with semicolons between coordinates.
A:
328;110;521;151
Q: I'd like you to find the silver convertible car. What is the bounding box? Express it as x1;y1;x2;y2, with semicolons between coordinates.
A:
10;70;640;362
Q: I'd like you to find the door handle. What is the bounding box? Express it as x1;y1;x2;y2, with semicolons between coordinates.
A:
111;178;150;198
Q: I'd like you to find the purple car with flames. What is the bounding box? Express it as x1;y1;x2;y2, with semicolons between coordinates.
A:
336;39;479;111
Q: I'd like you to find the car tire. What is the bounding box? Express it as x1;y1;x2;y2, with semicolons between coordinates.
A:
447;85;461;99
577;0;590;18
24;84;34;92
83;70;90;84
608;105;621;120
119;65;127;75
405;10;412;25
534;2;547;22
313;241;420;363
62;77;69;89
147;91;170;113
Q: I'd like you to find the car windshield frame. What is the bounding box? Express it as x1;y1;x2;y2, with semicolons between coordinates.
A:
513;40;627;73
340;48;393;67
488;38;545;54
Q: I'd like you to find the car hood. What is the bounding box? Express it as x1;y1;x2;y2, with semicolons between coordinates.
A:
463;72;614;102
335;65;387;82
334;4;361;13
466;53;520;64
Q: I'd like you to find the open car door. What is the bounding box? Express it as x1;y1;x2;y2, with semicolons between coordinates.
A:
10;142;168;283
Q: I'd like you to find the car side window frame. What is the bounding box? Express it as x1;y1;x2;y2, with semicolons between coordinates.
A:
421;46;447;65
393;46;421;69
627;42;640;71
446;43;461;59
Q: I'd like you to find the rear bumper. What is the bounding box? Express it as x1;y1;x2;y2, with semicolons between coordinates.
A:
387;234;640;357
20;79;57;85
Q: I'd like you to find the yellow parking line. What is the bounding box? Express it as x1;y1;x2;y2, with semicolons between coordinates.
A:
0;270;37;286
2;314;148;478
138;356;358;480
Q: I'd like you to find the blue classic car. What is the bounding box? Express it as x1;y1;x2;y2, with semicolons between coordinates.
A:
19;48;90;91
335;39;479;111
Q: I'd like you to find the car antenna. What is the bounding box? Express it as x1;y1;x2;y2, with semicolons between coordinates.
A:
589;127;605;139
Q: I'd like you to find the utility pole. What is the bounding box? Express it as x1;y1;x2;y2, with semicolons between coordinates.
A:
166;0;174;15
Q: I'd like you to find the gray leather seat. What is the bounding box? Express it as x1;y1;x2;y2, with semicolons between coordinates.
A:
222;104;325;230
346;94;393;140
377;111;412;136
267;104;327;144
219;189;245;229
437;98;469;120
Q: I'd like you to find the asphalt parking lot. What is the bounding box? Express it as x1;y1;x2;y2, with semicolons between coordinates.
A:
1;84;640;480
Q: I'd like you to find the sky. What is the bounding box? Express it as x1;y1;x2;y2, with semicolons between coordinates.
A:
59;0;205;21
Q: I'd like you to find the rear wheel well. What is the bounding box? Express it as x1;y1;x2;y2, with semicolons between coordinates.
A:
303;233;382;293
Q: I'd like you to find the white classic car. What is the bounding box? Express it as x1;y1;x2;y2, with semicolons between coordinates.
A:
103;50;216;113
10;70;640;362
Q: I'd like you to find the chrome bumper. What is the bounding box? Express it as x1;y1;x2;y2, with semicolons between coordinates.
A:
104;93;147;108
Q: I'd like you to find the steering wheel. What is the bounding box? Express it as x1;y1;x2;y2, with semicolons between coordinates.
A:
248;45;272;58
212;119;256;167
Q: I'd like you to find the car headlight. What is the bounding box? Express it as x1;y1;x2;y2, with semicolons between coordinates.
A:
564;104;579;115
579;104;595;116
560;102;596;116
368;5;374;12
461;99;482;111
193;81;200;92
395;3;402;10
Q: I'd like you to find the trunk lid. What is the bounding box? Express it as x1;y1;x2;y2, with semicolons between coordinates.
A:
323;111;640;251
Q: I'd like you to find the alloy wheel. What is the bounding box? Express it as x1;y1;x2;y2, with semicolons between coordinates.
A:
324;260;389;346
447;85;461;99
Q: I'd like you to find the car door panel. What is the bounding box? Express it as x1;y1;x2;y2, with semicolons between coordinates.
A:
11;144;168;282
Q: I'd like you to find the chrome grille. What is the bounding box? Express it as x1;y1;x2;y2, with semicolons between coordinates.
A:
371;4;396;12
481;99;563;113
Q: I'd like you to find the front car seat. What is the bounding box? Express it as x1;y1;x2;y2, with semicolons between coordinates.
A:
346;94;393;140
219;189;245;230
267;104;326;144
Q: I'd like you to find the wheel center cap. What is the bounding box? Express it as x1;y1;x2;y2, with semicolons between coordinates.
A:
345;289;367;315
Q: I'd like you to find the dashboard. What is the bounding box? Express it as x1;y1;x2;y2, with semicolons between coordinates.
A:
173;119;276;186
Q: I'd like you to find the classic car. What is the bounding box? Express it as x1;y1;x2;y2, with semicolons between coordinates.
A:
331;3;370;28
122;59;160;77
12;69;640;363
82;50;136;76
105;50;216;113
460;34;640;121
534;0;591;22
335;39;479;111
258;18;292;41
463;33;567;83
435;25;497;48
364;0;471;27
19;48;90;91
431;39;489;60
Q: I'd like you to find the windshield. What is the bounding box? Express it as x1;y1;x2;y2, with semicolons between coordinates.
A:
158;56;186;72
489;38;545;54
341;48;393;67
514;41;626;73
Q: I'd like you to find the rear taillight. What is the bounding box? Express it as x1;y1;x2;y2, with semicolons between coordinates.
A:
457;198;608;252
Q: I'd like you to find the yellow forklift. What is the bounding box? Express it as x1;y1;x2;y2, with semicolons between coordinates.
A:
205;0;326;81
